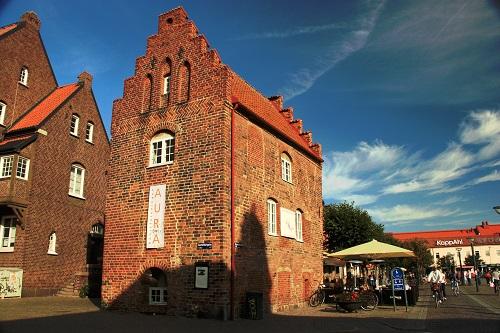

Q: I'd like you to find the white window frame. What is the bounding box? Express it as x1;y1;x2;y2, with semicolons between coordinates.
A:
163;75;171;98
69;164;85;199
0;216;17;252
16;156;30;180
19;67;29;86
0;102;6;126
47;232;57;255
0;155;14;178
149;287;167;305
281;153;292;183
267;199;277;236
70;114;80;136
295;210;303;242
149;132;175;167
85;122;94;143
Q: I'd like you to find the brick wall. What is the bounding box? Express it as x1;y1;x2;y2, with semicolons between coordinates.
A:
0;13;57;131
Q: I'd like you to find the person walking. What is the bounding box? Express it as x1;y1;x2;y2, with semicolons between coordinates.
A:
492;268;500;294
439;267;447;300
484;270;492;285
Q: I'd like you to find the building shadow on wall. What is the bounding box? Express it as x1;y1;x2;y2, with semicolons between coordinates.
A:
104;205;271;319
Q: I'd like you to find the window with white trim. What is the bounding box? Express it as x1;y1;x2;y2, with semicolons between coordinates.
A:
70;114;79;136
16;156;30;180
85;122;94;143
149;287;168;304
0;155;14;178
281;153;292;183
295;210;303;242
47;232;57;255
0;102;6;125
0;216;17;252
163;75;171;99
267;199;277;236
150;132;175;166
19;67;28;85
69;164;85;198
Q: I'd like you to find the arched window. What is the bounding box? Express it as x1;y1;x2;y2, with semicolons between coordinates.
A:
0;101;7;125
150;132;175;166
69;164;85;198
48;232;57;255
178;61;190;103
19;67;29;85
267;199;277;236
70;114;80;136
162;59;172;106
143;74;153;112
91;223;104;236
295;210;303;242
281;153;292;183
142;267;167;305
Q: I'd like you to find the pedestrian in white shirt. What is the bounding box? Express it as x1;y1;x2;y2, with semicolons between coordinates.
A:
439;268;447;300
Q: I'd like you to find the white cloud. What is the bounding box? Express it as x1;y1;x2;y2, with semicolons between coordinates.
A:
471;170;500;185
342;194;380;206
459;110;500;145
368;205;459;224
233;23;346;40
280;0;385;99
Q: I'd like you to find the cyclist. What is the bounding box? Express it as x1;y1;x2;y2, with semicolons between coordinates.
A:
427;265;443;303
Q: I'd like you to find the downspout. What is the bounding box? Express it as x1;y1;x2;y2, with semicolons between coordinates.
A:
230;102;238;320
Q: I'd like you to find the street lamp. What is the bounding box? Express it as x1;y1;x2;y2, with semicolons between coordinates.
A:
456;248;464;285
494;206;500;215
467;237;479;292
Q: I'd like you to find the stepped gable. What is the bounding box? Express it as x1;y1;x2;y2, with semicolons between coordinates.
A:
229;74;322;162
8;83;80;133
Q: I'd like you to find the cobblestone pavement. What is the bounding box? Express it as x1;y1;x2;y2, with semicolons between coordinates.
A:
0;284;498;333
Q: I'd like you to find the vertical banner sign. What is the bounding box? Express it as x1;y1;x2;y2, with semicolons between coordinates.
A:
147;184;166;248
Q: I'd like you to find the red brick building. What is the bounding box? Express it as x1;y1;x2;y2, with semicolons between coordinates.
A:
102;7;323;318
0;12;109;297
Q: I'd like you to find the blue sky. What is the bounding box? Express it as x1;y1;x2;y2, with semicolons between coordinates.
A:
2;0;499;232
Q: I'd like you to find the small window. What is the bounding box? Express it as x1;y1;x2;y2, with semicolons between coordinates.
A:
70;114;80;136
149;132;175;166
281;153;292;183
85;122;94;143
497;250;500;256
295;210;303;242
163;75;171;99
435;253;440;259
0;216;17;252
69;164;85;198
16;156;30;180
47;232;57;255
91;223;104;235
19;67;29;86
0;155;14;178
0;102;6;125
149;287;168;304
267;199;277;236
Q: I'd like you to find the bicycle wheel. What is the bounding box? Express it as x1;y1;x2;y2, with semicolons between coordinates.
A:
309;290;325;307
434;291;439;308
360;292;378;311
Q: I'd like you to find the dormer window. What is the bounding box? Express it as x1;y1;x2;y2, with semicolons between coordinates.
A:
19;67;29;86
281;153;292;183
70;114;79;136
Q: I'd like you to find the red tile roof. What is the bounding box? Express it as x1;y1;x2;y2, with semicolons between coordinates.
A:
8;83;80;133
0;23;17;37
229;73;322;162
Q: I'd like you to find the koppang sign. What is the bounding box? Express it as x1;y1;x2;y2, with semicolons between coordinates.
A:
435;239;463;247
146;184;166;249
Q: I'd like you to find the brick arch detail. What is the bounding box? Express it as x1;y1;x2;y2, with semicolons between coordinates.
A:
143;121;178;142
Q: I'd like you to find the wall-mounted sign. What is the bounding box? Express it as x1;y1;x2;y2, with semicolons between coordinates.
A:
146;184;166;249
280;207;296;239
194;263;209;289
197;242;212;250
435;239;463;247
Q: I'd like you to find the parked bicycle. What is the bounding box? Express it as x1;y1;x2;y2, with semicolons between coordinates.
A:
358;288;378;311
308;282;378;311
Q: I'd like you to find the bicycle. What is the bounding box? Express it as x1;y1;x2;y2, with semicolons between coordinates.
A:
431;283;442;308
308;283;326;307
358;288;379;311
451;279;460;296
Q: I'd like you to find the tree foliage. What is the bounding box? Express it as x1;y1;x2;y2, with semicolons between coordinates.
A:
437;254;455;270
464;254;484;267
323;202;385;252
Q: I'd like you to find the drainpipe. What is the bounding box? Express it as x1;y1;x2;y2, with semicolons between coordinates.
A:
230;102;238;320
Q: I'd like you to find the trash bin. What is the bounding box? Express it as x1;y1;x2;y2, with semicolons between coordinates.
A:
245;292;263;320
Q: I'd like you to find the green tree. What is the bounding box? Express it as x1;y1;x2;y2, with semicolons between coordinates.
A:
437;254;455;271
464;254;484;267
385;238;433;274
323;202;385;252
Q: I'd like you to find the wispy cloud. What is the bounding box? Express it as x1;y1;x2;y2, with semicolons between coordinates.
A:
233;23;346;40
279;0;385;100
367;205;459;225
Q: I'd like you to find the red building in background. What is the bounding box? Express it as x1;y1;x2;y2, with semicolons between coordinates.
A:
392;222;500;268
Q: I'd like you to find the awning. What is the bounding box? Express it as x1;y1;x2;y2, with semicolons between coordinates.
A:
327;239;416;259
